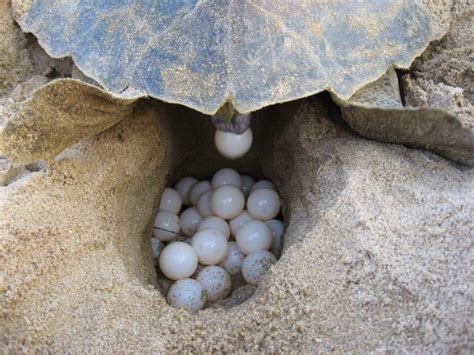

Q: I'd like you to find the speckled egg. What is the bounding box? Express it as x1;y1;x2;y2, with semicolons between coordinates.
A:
242;250;277;285
167;278;207;313
196;266;232;302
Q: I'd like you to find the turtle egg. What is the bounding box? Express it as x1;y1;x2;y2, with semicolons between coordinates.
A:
189;180;211;206
211;185;245;220
159;187;182;214
151;238;165;258
247;188;281;221
180;207;202;237
167;278;206;313
240;175;255;197
265;219;285;257
250;179;275;192
235;220;272;255
196;266;232;302
219;241;245;275
242;250;277;285
175;177;198;205
211;168;242;189
153;211;180;241
215;128;253;159
198;216;230;240
159;242;198;280
191;229;228;265
229;210;253;237
196;190;215;217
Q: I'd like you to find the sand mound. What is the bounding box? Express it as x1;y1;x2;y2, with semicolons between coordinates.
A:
1;97;472;352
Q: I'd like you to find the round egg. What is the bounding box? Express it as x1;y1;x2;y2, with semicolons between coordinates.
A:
235;220;272;255
219;241;245;275
247;188;281;221
153;211;180;241
159;187;182;214
180;207;202;237
191;229;228;265
197;216;230;240
211;185;245;220
265;219;285;257
196;190;215;217
189;180;211;206
159;242;198;280
175;177;198;206
250;180;275;192
150;237;165;258
229;210;253;237
215;128;253;159
167;278;206;313
211;168;242;189
240;175;255;197
196;266;232;302
242;250;277;285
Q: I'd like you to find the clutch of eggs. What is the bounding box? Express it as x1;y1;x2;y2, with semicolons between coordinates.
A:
151;168;284;313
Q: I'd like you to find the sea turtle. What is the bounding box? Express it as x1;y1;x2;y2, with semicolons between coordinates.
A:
2;0;473;165
11;0;447;114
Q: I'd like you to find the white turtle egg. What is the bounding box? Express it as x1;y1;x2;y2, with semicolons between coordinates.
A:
211;185;245;220
191;229;228;265
189;180;211;206
196;266;232;302
159;242;198;280
150;237;165;258
242;250;277;285
175;177;198;205
153;211;180;241
159;187;182;214
198;216;230;240
180;207;203;237
250;179;275;192
240;175;255;197
219;241;245;275
167;278;206;313
196;190;215;217
214;128;253;159
211;168;242;189
229;210;253;237
247;188;281;221
265;219;285;257
235;220;272;255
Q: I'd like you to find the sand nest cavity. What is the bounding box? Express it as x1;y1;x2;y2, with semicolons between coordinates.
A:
1;97;473;352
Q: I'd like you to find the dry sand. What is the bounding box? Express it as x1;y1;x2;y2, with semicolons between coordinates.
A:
2;95;473;352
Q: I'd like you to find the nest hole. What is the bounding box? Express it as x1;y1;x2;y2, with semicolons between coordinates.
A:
146;102;292;310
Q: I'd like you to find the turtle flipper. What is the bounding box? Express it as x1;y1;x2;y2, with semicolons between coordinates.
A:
1;79;137;164
333;68;474;166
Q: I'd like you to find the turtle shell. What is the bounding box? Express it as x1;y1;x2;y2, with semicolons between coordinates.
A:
13;0;443;114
